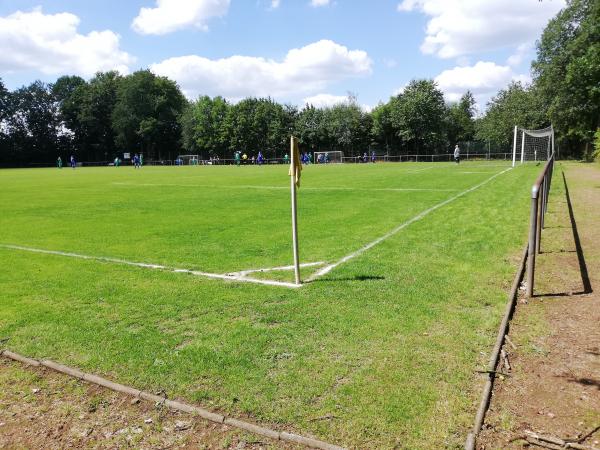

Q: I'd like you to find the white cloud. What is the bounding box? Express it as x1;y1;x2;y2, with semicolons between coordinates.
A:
303;93;348;107
303;94;372;111
132;0;230;35
397;0;565;58
0;7;133;77
310;0;331;7
434;60;528;108
270;0;281;9
150;39;372;100
383;58;398;68
507;43;533;67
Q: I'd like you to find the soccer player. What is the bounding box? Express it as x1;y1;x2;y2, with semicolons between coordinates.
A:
308;153;313;164
140;153;143;167
234;151;241;166
70;155;76;169
371;151;376;163
257;151;264;165
57;156;62;169
283;153;289;164
454;144;460;164
133;153;140;169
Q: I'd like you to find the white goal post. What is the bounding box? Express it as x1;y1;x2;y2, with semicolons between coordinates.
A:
314;151;343;164
512;125;554;167
177;154;200;165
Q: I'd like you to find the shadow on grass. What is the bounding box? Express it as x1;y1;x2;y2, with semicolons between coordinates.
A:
534;171;593;297
310;274;385;283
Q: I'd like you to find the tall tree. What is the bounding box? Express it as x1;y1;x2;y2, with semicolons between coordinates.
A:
446;91;476;145
112;70;186;160
3;81;60;164
181;95;230;156
533;0;600;158
476;82;547;149
51;75;87;156
78;71;122;160
389;79;447;154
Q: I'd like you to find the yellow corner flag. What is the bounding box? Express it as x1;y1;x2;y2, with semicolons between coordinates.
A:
289;136;302;188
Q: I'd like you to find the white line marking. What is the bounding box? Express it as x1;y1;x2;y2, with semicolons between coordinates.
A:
112;182;457;192
306;167;513;282
405;166;437;173
228;261;325;277
0;244;301;289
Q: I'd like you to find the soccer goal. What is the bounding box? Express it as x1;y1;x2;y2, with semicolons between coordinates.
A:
512;125;554;167
314;151;343;164
178;154;200;165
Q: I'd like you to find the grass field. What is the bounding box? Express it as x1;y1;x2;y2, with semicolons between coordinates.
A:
0;161;542;448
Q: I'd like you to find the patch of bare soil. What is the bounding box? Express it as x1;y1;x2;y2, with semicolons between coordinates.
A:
0;357;295;449
477;163;600;450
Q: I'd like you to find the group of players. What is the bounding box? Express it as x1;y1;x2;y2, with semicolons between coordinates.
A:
57;154;143;169
233;150;266;166
57;145;461;169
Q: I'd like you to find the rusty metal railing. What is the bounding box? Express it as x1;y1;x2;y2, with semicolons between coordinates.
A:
526;153;555;297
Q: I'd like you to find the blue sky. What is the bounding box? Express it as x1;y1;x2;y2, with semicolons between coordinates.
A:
0;0;565;110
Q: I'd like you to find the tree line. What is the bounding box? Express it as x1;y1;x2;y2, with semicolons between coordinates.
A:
0;0;597;166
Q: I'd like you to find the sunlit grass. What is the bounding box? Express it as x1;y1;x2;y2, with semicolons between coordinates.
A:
0;161;541;448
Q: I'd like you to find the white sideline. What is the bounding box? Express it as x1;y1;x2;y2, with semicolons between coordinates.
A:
306;167;513;281
0;244;301;289
113;182;457;192
228;261;325;277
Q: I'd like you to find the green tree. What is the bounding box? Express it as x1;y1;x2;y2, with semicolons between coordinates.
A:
51;75;87;156
112;70;186;160
371;102;395;153
446;91;476;145
323;96;370;155
3;81;60;164
533;0;600;158
181;95;230;156
78;71;122;160
389;79;447;153
476;82;547;150
295;105;327;152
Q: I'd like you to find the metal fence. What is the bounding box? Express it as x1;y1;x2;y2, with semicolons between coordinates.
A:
24;152;514;168
526;152;555;297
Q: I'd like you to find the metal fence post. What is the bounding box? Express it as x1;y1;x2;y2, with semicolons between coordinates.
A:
527;187;539;297
536;183;543;254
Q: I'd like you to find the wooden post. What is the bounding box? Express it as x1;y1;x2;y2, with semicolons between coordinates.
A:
290;136;301;285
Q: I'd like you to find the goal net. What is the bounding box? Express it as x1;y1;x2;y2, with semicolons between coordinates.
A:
177;154;200;165
512;125;554;166
314;151;343;164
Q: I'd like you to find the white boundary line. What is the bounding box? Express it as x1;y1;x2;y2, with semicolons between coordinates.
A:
112;182;458;192
306;168;513;281
228;261;325;277
2;167;513;289
0;244;301;289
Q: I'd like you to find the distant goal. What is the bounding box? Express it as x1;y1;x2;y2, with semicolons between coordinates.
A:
314;151;343;164
512;125;554;166
178;154;200;165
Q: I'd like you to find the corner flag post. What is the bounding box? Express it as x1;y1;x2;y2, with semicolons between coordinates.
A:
289;136;301;285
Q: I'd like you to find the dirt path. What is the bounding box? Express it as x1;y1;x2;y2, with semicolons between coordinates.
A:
478;162;600;449
0;356;295;449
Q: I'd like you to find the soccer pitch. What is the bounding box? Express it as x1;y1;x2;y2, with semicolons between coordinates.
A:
0;161;541;448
